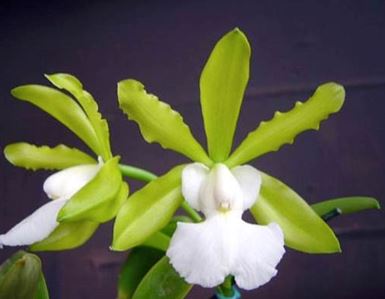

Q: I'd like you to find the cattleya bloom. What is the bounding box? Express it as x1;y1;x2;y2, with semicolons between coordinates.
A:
112;28;346;291
1;74;127;251
168;163;284;289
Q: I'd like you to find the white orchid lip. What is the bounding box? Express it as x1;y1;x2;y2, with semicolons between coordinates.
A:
167;162;285;290
0;161;101;249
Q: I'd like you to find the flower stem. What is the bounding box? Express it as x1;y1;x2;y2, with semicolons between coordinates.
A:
216;276;235;297
119;164;157;182
181;201;202;222
119;163;202;222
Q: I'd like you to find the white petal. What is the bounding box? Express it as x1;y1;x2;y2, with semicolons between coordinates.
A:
0;198;68;248
43;163;101;200
181;163;209;211
167;212;285;290
232;221;285;290
231;165;261;210
167;216;231;287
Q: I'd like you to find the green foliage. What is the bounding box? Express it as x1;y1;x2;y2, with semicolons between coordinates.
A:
200;28;250;162
132;256;192;299
58;157;123;222
312;196;380;217
226;83;345;167
141;232;171;252
30;221;99;251
35;273;49;299
251;172;341;253
4;143;95;171
45;73;112;160
11;85;100;155
112;165;184;251
118;79;212;165
0;251;48;299
117;247;164;299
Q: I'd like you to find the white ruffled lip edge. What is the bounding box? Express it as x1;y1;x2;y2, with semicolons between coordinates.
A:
167;216;285;290
166;162;285;290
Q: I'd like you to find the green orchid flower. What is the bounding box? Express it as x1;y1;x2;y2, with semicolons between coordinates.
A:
111;27;349;290
1;74;127;251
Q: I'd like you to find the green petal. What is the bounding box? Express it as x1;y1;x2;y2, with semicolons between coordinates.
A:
11;85;100;155
57;157;122;222
312;196;380;217
4;143;95;171
45;73;112;160
117;247;164;299
112;165;184;251
132;256;192;299
250;172;341;253
35;273;49;299
118;79;211;165
29;221;99;251
200;28;250;162
226;83;345;167
0;251;42;299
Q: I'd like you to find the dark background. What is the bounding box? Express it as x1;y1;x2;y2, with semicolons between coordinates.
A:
1;0;384;298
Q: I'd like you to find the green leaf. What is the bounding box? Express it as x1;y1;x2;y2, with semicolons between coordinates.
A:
4;143;95;171
250;172;341;253
200;28;250;162
35;273;49;299
141;232;170;252
58;157;123;222
0;251;42;299
161;216;192;237
226;83;345;167
118;79;212;165
11;85;100;155
112;165;184;251
132;256;192;299
45;73;112;160
312;196;380;217
118;247;164;299
29;221;99;251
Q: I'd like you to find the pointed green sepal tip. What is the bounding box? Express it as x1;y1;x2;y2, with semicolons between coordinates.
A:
44;73;83;95
314;82;345;113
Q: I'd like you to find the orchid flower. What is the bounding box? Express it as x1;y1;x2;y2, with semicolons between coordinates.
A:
1;74;127;251
112;28;346;291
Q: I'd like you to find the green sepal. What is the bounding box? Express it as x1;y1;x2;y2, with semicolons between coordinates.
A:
112;165;184;251
118;79;212;165
200;28;250;162
251;172;341;253
57;157;123;222
132;256;192;299
0;251;43;299
35;273;49;299
312;196;380;217
226;83;345;167
11;84;100;155
117;247;164;299
45;73;112;160
4;142;95;171
29;221;99;251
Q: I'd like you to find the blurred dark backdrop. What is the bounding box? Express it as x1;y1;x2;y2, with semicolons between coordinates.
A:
1;0;384;298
